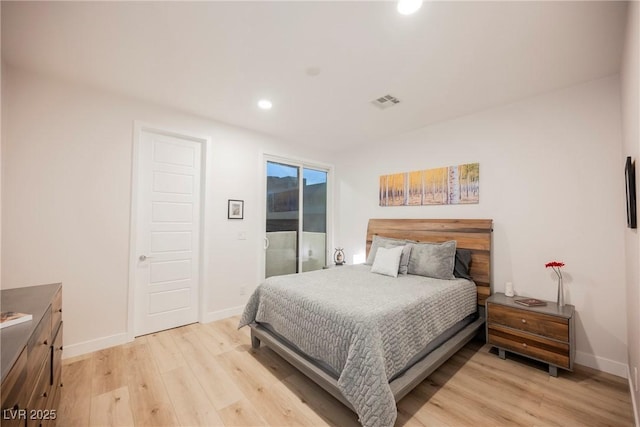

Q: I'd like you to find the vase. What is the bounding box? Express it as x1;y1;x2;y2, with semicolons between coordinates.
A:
557;276;565;307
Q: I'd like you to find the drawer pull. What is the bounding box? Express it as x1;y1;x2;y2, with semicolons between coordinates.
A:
522;343;528;348
58;346;64;351
521;319;527;324
58;308;63;313
41;391;48;399
43;339;48;346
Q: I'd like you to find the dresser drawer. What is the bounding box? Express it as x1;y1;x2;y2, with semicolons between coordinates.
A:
27;354;52;427
27;308;52;391
51;288;62;333
51;323;63;387
1;347;28;427
488;303;568;341
488;324;570;368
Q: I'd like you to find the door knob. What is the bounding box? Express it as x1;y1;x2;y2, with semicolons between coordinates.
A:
139;255;154;261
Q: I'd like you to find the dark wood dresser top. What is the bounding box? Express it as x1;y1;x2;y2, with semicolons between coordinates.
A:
1;283;62;381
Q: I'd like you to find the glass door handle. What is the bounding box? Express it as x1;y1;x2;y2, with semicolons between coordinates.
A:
264;237;270;250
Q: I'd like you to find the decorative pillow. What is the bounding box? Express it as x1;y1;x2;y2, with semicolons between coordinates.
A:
371;246;404;278
453;249;473;280
407;240;457;280
365;236;407;265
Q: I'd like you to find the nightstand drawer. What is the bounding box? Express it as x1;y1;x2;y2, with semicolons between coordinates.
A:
488;324;570;368
488;303;568;341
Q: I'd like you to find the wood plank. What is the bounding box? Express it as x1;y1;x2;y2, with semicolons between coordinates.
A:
91;345;127;396
146;330;187;374
57;322;635;427
125;341;179;426
89;386;135;427
171;330;244;410
281;373;360;427
397;393;452;427
200;321;238;355
161;366;224;426
217;399;268;427
217;347;322;427
58;357;93;426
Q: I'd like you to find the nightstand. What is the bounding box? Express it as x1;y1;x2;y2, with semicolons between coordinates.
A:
486;292;575;377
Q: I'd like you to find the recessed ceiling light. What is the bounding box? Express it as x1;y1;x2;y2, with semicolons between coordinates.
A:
257;99;273;110
397;0;423;15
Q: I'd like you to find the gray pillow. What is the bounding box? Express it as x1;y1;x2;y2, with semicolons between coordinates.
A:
454;249;473;280
365;236;408;265
398;244;413;275
408;240;457;280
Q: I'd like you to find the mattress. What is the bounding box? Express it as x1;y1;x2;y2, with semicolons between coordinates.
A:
239;264;477;427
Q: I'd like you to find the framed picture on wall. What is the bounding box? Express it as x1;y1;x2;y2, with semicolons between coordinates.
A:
228;199;244;220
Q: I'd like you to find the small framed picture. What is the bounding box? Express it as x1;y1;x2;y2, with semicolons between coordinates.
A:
228;199;244;219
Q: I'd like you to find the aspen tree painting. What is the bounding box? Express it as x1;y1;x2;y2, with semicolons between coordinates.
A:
379;163;479;206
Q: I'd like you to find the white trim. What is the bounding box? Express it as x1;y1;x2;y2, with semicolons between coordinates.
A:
127;121;212;341
629;365;640;427
62;332;129;359
201;305;245;324
575;350;629;378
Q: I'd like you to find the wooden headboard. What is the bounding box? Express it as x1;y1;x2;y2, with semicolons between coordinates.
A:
366;219;493;306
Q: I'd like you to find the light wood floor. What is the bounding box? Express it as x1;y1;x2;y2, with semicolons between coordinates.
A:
59;316;635;427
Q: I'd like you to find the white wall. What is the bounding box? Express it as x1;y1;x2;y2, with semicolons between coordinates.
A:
335;76;628;376
621;0;640;420
1;66;333;356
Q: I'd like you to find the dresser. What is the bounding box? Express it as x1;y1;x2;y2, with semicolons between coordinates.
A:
486;292;574;377
1;284;63;427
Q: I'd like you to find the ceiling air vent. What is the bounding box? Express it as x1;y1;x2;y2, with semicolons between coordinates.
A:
371;94;400;110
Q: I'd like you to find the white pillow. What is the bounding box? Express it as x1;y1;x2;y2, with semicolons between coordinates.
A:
371;246;404;278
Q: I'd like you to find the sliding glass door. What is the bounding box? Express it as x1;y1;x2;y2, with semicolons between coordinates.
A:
265;159;328;278
301;167;328;272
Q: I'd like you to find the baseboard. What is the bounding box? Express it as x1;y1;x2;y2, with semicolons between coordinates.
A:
62;332;129;359
629;365;640;427
575;350;629;378
201;305;245;323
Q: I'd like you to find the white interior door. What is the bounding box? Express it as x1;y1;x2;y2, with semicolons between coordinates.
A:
134;130;202;336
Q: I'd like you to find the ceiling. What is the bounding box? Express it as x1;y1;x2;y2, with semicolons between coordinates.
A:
1;1;629;151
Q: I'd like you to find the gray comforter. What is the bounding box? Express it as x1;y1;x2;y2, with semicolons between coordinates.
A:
239;264;477;427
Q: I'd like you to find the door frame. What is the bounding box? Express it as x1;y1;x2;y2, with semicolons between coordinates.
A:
261;153;334;281
127;121;212;341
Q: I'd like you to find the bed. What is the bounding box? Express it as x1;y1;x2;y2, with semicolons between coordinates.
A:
239;218;493;427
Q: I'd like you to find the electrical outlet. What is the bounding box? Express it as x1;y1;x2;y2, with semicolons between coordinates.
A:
240;286;246;296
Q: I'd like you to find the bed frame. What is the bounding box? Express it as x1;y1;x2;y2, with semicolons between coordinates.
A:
250;218;493;411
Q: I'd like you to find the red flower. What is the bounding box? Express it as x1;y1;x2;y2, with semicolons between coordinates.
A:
545;261;565;268
545;261;565;279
